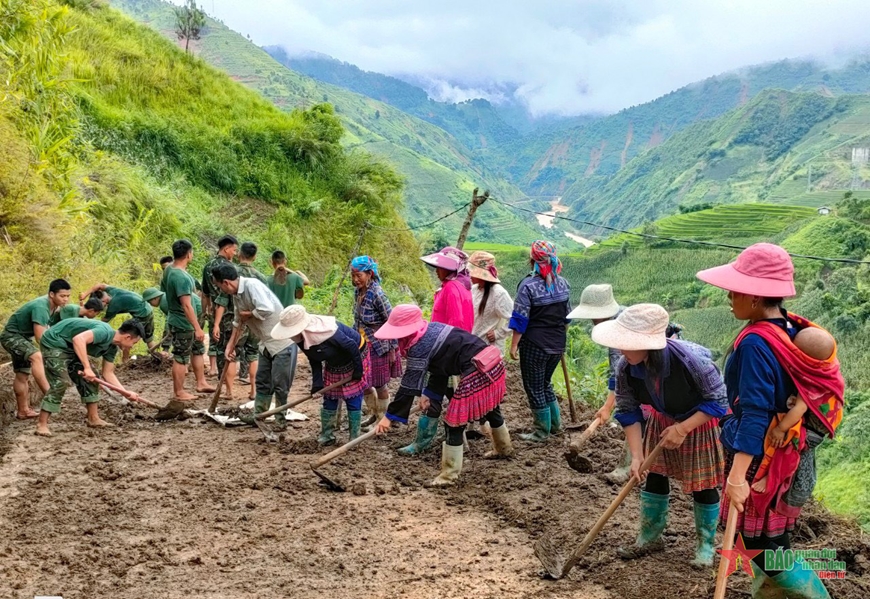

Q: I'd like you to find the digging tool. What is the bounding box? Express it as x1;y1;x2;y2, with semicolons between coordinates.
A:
253;377;352;442
560;354;579;427
535;441;666;579
564;417;602;473
713;502;740;599
311;406;422;491
89;374;159;408
208;363;233;413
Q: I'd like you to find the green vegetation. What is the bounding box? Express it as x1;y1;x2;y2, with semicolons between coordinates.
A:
0;0;429;325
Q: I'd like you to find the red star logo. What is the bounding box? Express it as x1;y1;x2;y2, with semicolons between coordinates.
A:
718;534;764;578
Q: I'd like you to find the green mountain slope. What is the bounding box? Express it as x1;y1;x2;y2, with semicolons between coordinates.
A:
483;57;870;196
265;49;520;150
564;90;870;228
109;0;553;247
0;0;429;322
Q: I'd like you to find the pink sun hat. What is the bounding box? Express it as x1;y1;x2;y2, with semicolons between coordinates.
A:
420;246;467;271
375;304;427;340
696;243;796;298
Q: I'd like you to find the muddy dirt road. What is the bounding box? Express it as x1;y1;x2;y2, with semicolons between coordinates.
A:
0;359;867;599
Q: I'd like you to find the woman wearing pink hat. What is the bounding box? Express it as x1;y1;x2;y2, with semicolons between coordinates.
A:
508;240;571;442
421;246;474;333
697;243;843;598
373;304;514;486
591;303;727;568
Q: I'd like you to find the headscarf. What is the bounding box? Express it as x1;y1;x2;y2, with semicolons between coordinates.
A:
351;255;380;280
440;247;471;291
397;319;429;357
530;240;562;292
301;315;339;347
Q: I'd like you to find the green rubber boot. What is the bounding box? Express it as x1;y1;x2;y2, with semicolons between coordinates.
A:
318;408;337;446
398;414;439;455
690;501;719;568
347;410;362;441
617;491;669;559
768;560;832;599
549;401;564;435
519;407;551;442
751;562;787;599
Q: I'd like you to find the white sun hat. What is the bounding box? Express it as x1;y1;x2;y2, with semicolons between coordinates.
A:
591;303;669;351
568;284;620;320
271;304;312;340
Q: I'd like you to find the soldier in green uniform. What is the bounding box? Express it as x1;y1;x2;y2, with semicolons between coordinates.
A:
202;235;239;398
235;242;267;398
35;318;145;437
58;298;105;321
1;279;72;419
79;283;159;361
162;239;214;400
267;250;306;308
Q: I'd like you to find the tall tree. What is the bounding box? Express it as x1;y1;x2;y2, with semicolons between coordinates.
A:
174;0;205;54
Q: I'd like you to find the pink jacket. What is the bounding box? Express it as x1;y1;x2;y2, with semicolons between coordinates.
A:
430;279;474;332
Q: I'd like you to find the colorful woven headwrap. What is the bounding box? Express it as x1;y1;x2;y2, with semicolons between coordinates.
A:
351;255;380;280
530;240;561;292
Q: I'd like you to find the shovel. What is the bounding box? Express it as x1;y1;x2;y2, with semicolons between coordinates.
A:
560;354;579;425
713;502;740;599
535;440;666;579
89;374;159;408
253;377;352;442
564;417;602;473
310;406;422;491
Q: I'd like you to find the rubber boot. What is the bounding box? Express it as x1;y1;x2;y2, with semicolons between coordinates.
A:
361;391;378;428
519;407;551;442
617;491;669;559
767;561;832;599
347;410;362;441
484;424;515;459
549;401;564;435
690;501;719;568
398;414;439;455
605;443;632;485
751;562;787;599
426;443;464;487
318;408;337;446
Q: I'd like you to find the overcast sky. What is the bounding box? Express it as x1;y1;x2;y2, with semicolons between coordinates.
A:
197;0;870;116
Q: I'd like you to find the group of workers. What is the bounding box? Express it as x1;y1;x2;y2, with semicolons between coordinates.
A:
1;235;844;598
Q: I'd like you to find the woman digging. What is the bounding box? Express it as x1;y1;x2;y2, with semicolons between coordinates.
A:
351;255;403;431
590;303;727;568
373;304;514;486
509;240;571;442
697;243;843;598
272;305;370;445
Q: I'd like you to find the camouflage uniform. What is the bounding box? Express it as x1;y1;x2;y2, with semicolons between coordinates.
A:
202;254;238;375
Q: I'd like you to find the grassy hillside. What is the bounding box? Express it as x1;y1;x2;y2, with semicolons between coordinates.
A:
0;0;431;325
108;0;554;247
267;49;519;151
559;90;870;228
483;57;870;196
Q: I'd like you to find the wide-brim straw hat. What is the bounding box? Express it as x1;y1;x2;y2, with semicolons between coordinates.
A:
420;246;466;271
468;250;500;283
141;287;165;303
591;303;669;351
568;284;620;320
696;243;796;298
271;304;312;340
374;304;426;340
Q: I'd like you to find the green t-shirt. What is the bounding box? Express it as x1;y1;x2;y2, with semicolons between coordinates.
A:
105;286;152;320
161;265;198;331
237;263;268;284
58;304;83;321
267;273;304;308
158;292;201;317
3;296;55;338
40;319;119;362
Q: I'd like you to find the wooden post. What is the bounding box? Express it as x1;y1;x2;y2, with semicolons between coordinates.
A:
328;223;368;316
455;188;490;250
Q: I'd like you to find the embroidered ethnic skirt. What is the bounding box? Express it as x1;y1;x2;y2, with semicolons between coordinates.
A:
644;410;725;493
721;451;798;538
323;344;372;401
369;349;403;388
444;361;507;427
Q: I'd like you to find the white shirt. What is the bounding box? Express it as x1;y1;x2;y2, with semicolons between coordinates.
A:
471;282;513;355
233;277;294;355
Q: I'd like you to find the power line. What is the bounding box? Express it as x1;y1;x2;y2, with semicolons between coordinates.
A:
490;198;870;265
366;202;471;231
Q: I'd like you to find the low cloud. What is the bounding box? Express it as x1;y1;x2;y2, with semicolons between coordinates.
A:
201;0;870;116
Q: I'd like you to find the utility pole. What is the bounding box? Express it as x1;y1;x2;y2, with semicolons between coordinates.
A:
456;187;490;250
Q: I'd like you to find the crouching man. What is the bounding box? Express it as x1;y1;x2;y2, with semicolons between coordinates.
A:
35;319;145;437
